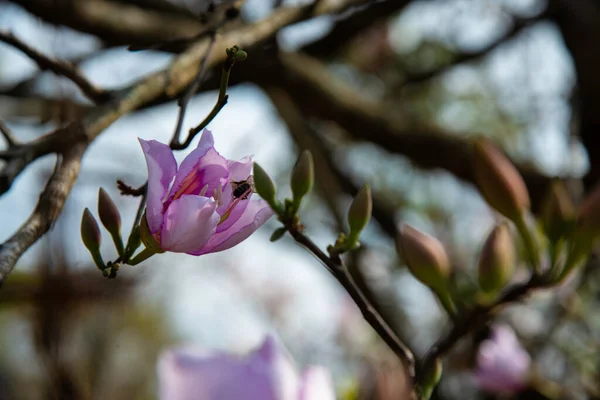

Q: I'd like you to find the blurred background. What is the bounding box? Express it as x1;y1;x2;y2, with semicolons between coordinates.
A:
0;0;598;399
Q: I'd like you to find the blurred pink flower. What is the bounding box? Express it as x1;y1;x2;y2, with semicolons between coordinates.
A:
139;129;273;255
157;335;336;400
475;324;530;394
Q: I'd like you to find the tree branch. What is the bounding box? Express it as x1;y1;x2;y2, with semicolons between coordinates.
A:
249;51;554;210
0;0;372;284
0;123;88;287
0;30;108;103
284;224;416;383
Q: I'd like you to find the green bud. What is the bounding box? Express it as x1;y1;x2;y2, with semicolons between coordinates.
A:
270;227;287;242
253;162;278;210
80;208;105;270
397;224;450;293
81;208;101;252
98;188;121;233
541;180;575;243
347;184;372;245
291;150;314;209
478;223;515;294
420;357;443;399
98;188;124;257
473;139;530;222
139;212;165;254
233;50;247;62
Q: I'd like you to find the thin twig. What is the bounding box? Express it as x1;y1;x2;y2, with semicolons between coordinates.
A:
0;118;18;147
416;274;553;385
170;33;217;147
0;30;108;103
284;225;417;382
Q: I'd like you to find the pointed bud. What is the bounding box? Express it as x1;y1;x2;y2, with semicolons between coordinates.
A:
253;162;278;210
473;139;530;221
347;185;372;242
291;150;314;209
81;208;105;270
576;182;600;239
98;188;124;256
541;180;575;243
81;208;101;252
397;225;450;292
270;227;287;242
98;188;121;233
478;223;515;294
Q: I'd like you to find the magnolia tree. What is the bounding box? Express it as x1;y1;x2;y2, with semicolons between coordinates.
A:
2;1;600;400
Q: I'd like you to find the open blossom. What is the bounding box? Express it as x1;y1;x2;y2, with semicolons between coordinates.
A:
475;324;531;394
157;335;336;400
139;129;274;255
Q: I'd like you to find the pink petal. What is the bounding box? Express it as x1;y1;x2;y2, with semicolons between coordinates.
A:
216;157;253;215
168;130;228;201
298;367;336;400
160;195;219;253
157;335;300;400
192;199;274;255
139;139;177;234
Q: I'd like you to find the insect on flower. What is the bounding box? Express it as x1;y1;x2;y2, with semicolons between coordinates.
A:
231;175;254;200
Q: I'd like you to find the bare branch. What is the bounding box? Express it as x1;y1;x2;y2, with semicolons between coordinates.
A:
248;51;554;210
0;124;88;287
0;30;108;103
0;118;18;147
0;0;368;284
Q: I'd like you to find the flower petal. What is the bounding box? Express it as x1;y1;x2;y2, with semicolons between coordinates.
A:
298;367;336;400
139;138;177;234
216;157;254;215
157;335;299;400
160;195;219;253
191;199;274;255
168;130;228;201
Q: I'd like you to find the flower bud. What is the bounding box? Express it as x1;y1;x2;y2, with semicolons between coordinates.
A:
420;357;443;399
397;225;450;292
290;150;314;208
576;182;600;239
270;227;287;242
81;208;105;270
541;180;575;243
473;139;530;222
478;223;515;294
253;162;278;210
81;208;101;252
98;188;121;234
347;184;372;241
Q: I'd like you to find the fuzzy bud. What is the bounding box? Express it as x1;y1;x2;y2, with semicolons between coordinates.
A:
541;180;575;243
81;208;105;270
478;223;515;294
347;184;372;242
397;225;450;292
290;150;314;208
81;208;101;252
473;139;530;222
98;188;121;232
253;162;278;210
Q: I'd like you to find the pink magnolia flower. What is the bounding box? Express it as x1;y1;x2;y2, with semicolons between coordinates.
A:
475;324;531;394
157;335;336;400
139;129;274;255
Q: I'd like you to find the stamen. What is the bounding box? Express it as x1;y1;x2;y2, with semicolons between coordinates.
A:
217;186;252;225
199;184;209;197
